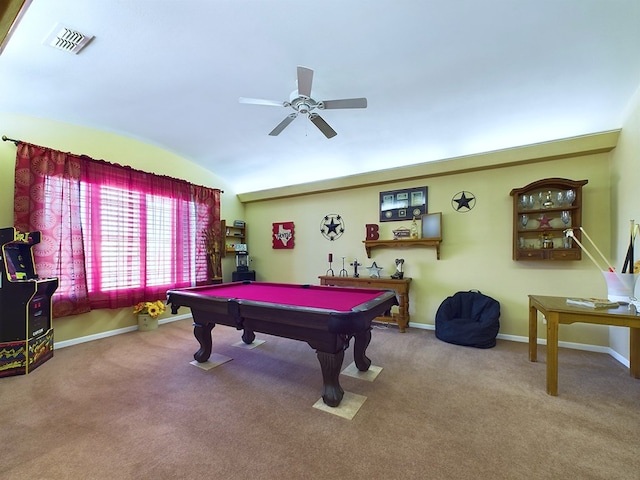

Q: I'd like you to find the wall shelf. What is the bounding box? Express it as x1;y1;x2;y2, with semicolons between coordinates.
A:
363;238;441;259
221;219;246;255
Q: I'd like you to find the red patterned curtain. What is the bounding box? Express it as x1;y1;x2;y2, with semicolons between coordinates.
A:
13;142;221;316
13;143;91;317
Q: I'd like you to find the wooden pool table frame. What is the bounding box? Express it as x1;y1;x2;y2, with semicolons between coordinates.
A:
167;281;398;407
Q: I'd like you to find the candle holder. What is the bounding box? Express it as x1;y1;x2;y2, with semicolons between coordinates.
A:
339;257;348;277
326;253;334;276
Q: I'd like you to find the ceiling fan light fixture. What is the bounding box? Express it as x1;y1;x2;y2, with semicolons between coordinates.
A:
43;22;94;54
240;66;367;138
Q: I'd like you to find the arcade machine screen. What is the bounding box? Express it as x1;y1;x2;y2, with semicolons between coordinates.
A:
2;243;38;281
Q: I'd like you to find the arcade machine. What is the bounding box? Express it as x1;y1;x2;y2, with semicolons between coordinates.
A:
231;244;256;282
0;227;59;377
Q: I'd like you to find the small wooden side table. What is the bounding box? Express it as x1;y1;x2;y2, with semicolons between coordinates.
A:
529;294;640;395
318;276;412;332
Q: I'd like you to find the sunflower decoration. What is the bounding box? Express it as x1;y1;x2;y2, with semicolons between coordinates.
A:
133;300;167;319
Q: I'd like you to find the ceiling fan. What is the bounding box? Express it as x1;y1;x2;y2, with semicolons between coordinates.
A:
239;66;367;138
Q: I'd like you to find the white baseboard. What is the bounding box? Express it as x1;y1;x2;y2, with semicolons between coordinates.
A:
408;322;630;369
53;316;629;370
53;313;192;349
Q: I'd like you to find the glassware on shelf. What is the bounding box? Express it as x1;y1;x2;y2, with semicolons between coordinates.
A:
565;189;575;205
561;210;571;227
519;195;529;210
520;195;536;210
556;191;565;206
520;214;529;229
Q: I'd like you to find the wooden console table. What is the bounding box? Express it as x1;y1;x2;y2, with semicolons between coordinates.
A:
529;295;640;395
318;276;412;332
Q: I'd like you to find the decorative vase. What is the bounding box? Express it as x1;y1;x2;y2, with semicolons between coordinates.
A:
137;313;158;331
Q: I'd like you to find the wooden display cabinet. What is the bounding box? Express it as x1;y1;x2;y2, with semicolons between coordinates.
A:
509;178;588;261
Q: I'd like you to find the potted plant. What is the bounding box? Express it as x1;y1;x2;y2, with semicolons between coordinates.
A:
133;300;166;331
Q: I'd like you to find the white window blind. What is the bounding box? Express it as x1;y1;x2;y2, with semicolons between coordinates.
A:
81;183;197;294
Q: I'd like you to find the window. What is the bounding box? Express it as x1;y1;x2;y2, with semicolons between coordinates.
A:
80;182;198;302
13;142;220;316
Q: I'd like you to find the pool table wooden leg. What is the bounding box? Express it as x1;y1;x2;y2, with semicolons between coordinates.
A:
193;322;215;363
316;349;345;407
241;328;255;344
353;329;372;371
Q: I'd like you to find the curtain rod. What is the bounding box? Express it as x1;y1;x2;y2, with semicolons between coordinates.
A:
2;135;20;145
1;135;223;193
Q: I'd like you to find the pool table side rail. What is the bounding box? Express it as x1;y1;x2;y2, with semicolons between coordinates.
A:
166;283;397;315
236;290;397;334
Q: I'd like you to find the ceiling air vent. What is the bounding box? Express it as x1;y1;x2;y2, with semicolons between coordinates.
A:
43;23;94;54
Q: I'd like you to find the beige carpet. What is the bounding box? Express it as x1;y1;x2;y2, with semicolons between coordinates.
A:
1;319;639;479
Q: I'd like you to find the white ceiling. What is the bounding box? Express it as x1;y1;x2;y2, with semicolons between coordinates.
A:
1;0;640;194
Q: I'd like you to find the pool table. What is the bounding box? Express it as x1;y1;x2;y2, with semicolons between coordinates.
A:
166;281;397;407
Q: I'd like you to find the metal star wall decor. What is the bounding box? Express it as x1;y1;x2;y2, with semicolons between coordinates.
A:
320;214;345;241
451;191;476;212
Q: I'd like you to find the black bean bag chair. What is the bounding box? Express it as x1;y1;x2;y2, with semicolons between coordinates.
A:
435;290;500;349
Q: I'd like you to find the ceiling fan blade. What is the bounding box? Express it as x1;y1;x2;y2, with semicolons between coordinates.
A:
308;113;337;139
269;113;298;136
320;98;368;109
239;97;286;107
297;66;313;97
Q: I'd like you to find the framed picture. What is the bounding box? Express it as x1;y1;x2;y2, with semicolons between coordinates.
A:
379;186;427;222
272;222;294;249
421;212;442;240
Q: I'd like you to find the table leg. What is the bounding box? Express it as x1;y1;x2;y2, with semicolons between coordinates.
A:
546;314;559;396
397;292;409;333
630;327;640;379
241;328;255;344
353;329;372;371
529;303;538;362
193;322;215;363
316;349;345;407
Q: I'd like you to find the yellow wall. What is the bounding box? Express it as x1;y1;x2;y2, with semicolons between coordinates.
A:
243;135;617;346
609;85;640;359
0;113;244;342
1;110;636;359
